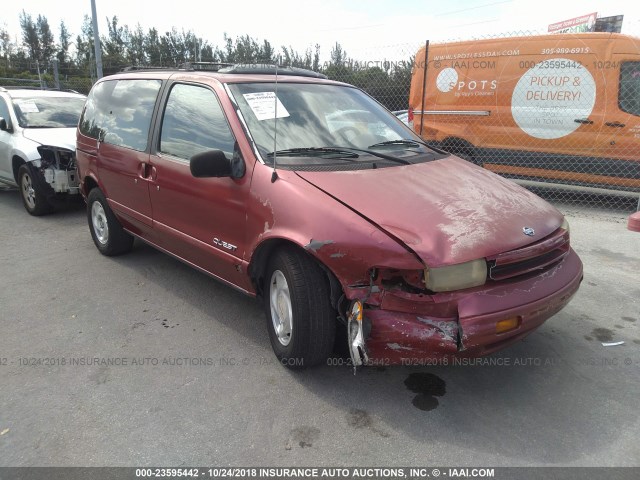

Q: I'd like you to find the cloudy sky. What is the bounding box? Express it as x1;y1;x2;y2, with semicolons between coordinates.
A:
3;0;640;60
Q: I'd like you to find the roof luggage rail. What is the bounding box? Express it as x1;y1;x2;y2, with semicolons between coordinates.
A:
117;62;327;78
218;64;327;79
179;62;234;71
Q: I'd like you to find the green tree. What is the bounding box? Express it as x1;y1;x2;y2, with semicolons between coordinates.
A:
0;25;15;70
36;15;55;61
312;44;320;72
57;20;71;65
74;15;95;75
388;57;414;110
128;24;146;65
144;28;162;65
324;42;352;81
19;11;40;62
102;15;130;70
260;40;275;63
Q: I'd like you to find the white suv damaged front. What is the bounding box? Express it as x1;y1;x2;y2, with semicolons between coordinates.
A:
0;88;86;214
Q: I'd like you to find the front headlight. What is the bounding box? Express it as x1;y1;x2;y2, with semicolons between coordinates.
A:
425;259;487;292
561;218;570;234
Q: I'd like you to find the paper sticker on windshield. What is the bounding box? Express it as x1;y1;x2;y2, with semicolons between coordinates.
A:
16;101;39;113
243;92;290;121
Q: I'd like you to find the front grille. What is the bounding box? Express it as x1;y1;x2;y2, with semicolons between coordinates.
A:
488;228;570;281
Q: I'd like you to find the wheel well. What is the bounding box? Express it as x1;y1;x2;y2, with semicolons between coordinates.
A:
83;176;98;196
249;239;344;310
12;156;25;183
442;137;474;154
441;137;481;165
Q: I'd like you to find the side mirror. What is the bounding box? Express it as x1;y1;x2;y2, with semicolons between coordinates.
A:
190;149;232;178
0;117;9;132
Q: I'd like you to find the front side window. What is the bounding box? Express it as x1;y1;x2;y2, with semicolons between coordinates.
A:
0;98;12;126
619;61;640;117
12;96;85;128
160;83;235;161
80;79;161;151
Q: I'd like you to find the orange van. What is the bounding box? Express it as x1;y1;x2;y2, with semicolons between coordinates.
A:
409;33;640;195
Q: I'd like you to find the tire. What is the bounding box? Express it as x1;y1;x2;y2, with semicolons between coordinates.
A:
443;139;482;167
87;188;134;256
264;247;336;369
18;164;53;216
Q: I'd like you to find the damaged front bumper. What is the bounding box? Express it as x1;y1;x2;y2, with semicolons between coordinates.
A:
32;145;80;195
349;248;583;366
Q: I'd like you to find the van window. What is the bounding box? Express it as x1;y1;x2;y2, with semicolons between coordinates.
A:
619;61;640;117
79;79;161;151
159;83;235;161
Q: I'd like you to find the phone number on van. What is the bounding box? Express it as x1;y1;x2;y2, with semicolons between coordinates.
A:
541;47;591;55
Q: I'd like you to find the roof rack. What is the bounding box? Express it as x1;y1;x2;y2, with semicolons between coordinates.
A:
218;64;327;79
121;63;234;73
180;62;234;71
121;66;167;71
118;63;327;79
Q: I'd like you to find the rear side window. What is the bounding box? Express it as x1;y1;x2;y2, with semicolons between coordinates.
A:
80;79;162;151
619;61;640;117
160;83;235;161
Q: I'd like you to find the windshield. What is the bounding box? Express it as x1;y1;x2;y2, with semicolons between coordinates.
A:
13;96;86;128
228;82;439;168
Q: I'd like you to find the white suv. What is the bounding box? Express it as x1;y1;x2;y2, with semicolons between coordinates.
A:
0;87;86;215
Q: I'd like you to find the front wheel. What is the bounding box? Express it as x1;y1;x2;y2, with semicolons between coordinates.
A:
442;139;482;167
18;164;53;216
87;188;134;256
264;248;336;369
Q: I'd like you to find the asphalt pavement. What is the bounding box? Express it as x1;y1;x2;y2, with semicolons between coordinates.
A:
0;187;638;467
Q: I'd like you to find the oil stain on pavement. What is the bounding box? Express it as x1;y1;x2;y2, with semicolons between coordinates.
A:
404;372;446;411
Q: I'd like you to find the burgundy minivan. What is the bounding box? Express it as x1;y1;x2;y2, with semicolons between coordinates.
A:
76;65;583;368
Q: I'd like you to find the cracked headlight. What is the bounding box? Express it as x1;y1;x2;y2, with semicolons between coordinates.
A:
424;259;487;292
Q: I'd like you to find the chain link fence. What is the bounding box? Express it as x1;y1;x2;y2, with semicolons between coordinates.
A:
1;58;101;95
2;31;639;212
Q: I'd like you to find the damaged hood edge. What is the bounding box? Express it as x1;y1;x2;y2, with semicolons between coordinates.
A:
295;157;563;267
294;172;426;266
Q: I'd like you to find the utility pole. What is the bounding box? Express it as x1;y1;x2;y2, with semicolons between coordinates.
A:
90;0;103;79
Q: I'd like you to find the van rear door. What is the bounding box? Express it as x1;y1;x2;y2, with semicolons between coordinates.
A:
593;56;640;190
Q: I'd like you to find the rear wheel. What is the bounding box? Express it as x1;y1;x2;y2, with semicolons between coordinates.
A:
264;248;336;369
87;188;134;256
18;164;53;216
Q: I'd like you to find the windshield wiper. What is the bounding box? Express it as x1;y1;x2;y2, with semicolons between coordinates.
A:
266;146;412;166
368;139;423;148
367;138;451;159
328;146;412;165
266;147;359;159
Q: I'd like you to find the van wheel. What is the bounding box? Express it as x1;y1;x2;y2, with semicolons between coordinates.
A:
18;164;53;216
87;188;134;256
443;139;481;166
264;248;336;369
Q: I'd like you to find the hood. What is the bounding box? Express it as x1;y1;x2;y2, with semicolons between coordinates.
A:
22;127;77;151
295;157;563;267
